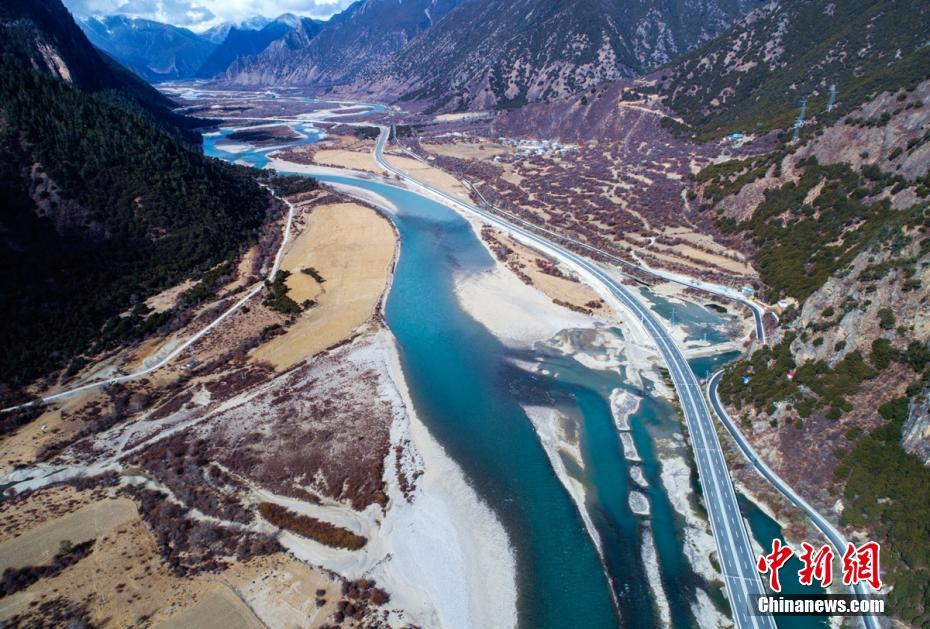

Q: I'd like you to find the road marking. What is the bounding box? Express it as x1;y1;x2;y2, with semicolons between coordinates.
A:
372;127;775;629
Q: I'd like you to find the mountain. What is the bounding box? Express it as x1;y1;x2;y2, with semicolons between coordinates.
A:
659;0;930;139
202;22;234;44
0;0;198;138
201;16;271;44
79;15;216;81
224;0;465;86
661;4;930;619
0;0;270;387
368;0;758;110
703;78;930;624
196;15;314;79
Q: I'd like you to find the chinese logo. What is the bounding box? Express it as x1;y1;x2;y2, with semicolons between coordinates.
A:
757;540;882;592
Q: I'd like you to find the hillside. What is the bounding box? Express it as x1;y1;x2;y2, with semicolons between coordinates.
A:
224;0;466;86
0;57;271;390
703;79;930;624
196;16;311;79
374;0;758;111
659;0;930;139
0;0;202;140
0;0;273;391
79;15;215;81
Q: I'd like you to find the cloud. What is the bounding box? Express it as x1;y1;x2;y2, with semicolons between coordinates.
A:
63;0;357;29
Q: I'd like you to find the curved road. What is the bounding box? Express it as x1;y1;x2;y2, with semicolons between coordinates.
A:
707;371;881;629
429;151;766;344
628;249;767;344
0;191;297;414
0;110;847;628
373;126;775;629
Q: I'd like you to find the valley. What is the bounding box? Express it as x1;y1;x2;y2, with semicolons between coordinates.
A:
0;88;804;629
2;0;929;628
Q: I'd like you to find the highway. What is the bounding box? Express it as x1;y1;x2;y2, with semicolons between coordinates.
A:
628;249;767;344
373;126;775;628
707;371;881;629
403;146;768;345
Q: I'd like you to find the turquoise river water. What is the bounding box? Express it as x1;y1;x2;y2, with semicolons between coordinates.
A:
202;117;824;628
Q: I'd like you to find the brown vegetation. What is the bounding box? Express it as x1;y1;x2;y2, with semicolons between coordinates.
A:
129;431;252;524
3;596;94;628
125;486;279;576
258;502;366;550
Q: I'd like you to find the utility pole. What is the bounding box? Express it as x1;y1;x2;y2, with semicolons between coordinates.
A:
826;84;837;113
792;97;808;142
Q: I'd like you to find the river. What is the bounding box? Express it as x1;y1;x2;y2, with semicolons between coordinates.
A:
196;93;824;629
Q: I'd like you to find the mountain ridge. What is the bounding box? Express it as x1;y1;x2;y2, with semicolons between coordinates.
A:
370;0;760;111
223;0;468;87
196;16;307;79
79;15;215;81
0;0;271;386
0;0;202;139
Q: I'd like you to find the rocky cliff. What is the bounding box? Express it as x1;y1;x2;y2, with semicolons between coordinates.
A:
225;0;464;87
370;0;758;111
705;79;930;625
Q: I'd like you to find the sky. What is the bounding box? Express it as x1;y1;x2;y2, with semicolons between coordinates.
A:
62;0;357;31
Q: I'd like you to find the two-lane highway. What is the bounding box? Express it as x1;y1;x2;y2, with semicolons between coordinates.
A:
708;371;881;629
373;126;775;628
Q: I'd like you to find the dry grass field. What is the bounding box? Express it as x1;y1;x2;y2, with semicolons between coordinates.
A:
252;203;396;370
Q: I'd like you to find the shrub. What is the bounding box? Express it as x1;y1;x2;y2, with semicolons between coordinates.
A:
879;397;909;423
258;503;366;550
905;341;930;372
871;338;895;370
263;270;301;315
878;308;896;330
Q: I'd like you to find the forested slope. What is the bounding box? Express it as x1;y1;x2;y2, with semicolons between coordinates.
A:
660;0;930;139
701;79;930;624
0;57;269;388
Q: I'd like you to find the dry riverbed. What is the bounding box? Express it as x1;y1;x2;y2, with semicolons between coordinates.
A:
0;183;517;628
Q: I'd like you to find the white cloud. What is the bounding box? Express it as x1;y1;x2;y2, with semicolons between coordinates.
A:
63;0;357;30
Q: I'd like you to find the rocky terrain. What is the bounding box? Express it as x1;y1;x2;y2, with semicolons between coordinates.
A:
368;0;758;111
658;0;930;138
705;79;930;625
215;0;757;111
225;0;465;87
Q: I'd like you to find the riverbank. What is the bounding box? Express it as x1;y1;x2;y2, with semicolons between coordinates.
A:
656;444;732;627
522;405;604;560
345;330;520;629
249;116;740;627
261;176;522;627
